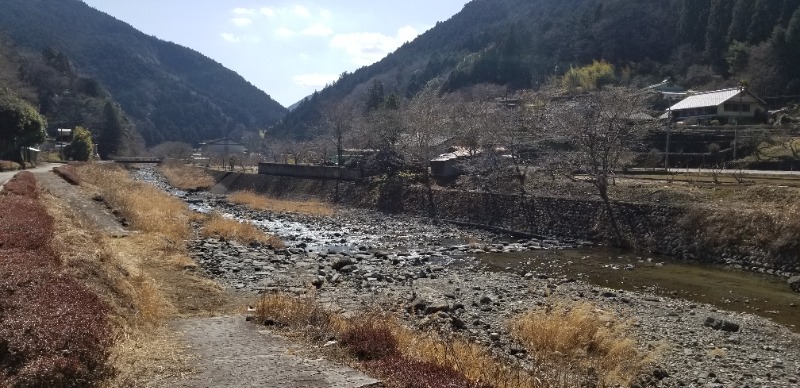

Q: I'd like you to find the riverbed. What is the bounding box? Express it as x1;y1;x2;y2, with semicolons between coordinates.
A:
133;166;800;387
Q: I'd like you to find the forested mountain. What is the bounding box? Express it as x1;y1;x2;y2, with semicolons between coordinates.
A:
0;0;287;147
276;0;800;139
0;36;140;158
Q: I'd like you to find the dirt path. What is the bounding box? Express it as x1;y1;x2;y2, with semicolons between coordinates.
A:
35;171;129;237
169;317;381;388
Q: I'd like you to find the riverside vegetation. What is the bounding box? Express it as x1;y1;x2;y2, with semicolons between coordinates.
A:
6;162;797;386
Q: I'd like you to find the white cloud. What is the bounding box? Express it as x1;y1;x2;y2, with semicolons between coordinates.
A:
221;33;241;43
293;73;339;88
231;17;253;27
302;23;333;37
232;8;256;16
330;26;420;66
260;7;276;17
275;27;297;39
292;5;312;18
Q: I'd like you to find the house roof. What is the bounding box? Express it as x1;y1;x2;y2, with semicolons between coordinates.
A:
201;138;243;146
668;88;766;111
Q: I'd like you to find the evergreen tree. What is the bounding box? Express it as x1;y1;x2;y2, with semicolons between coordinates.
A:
780;0;800;27
706;0;733;73
676;0;711;49
749;0;781;43
69;126;94;161
729;0;755;43
98;101;124;158
785;7;800;76
365;80;386;113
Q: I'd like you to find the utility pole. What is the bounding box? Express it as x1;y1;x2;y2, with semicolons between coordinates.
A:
665;105;671;171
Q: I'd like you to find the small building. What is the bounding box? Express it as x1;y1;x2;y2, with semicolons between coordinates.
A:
642;79;688;102
200;138;246;155
665;88;767;124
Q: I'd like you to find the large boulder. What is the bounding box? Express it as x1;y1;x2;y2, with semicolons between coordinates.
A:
789;276;800;293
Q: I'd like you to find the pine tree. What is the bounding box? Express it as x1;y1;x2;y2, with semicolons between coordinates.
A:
676;0;711;49
785;7;800;76
706;0;733;73
729;0;755;43
779;0;800;27
749;0;781;43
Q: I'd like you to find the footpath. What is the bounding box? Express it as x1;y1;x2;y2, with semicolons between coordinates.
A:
30;169;381;388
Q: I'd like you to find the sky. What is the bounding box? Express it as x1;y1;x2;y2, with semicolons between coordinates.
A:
81;0;470;108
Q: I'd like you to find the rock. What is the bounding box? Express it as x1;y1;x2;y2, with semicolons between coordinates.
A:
451;316;467;330
332;257;355;271
311;277;324;289
703;317;740;332
788;276;800;293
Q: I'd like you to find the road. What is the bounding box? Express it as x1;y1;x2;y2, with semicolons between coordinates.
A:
0;163;59;188
628;167;800;176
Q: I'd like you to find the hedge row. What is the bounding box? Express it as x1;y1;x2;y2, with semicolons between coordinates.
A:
0;172;112;387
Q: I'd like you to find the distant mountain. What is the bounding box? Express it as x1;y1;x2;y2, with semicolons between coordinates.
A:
0;0;287;147
274;0;800;139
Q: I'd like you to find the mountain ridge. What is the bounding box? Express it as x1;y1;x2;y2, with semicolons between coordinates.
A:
0;0;287;147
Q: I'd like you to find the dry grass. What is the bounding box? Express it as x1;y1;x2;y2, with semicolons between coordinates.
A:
63;163;240;385
254;294;639;387
158;162;216;191
509;302;648;386
229;190;334;216
76;163;191;245
201;212;285;248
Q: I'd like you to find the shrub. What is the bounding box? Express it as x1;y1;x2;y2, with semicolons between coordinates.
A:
0;172;112;387
54;164;81;185
0;196;54;251
0;268;112;387
0;160;21;172
255;294;335;341
1;171;37;198
372;357;480;388
339;321;398;361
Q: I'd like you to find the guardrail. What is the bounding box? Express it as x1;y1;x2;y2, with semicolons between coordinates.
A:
111;157;162;163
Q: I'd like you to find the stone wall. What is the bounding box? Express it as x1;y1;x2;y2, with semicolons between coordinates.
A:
207;171;798;276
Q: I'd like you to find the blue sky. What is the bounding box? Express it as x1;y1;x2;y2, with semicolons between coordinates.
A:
81;0;470;107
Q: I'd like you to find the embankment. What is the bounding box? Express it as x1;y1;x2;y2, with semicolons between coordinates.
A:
208;171;798;276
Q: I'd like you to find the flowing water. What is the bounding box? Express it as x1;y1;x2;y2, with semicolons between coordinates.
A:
478;247;800;331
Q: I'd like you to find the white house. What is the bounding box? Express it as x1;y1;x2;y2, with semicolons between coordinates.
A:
665;88;767;124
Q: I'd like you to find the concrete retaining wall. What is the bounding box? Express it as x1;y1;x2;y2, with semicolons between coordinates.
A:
258;163;362;180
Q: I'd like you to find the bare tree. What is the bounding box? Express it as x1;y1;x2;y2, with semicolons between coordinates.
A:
319;99;357;166
148;141;194;161
555;86;654;203
404;81;453;171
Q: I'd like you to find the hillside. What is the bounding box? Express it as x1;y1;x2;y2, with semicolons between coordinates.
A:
0;36;141;158
275;0;800;139
0;0;287;147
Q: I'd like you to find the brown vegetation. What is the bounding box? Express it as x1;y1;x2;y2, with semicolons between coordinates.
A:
509;302;649;386
76;163;191;243
229;190;334;216
67;163;239;385
53;163;82;185
254;293;647;388
158;162;215;191
0;172;113;387
201;212;285;248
